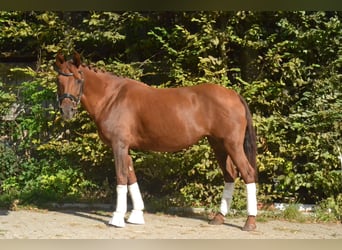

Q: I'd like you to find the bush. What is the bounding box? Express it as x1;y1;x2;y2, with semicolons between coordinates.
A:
132;141;223;208
0;155;99;205
314;195;342;222
0;143;20;185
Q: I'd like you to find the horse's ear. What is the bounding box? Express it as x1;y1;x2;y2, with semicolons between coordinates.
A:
73;51;81;68
56;52;65;68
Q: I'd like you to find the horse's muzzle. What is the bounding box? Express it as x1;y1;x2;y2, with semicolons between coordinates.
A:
59;100;77;120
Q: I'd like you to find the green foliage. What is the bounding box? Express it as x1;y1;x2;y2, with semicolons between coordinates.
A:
0;68;99;205
253;12;342;203
0;11;341;213
131;141;222;208
282;203;306;222
0;82;17;117
1;158;98;204
0;143;20;183
314;194;342;222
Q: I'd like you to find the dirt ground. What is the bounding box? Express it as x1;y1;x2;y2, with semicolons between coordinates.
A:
0;208;341;239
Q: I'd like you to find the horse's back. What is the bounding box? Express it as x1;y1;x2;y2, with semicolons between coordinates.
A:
129;82;240;108
129;83;241;121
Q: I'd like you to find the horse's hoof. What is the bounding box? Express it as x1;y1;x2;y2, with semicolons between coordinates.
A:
242;223;256;231
242;216;256;231
127;210;145;225
108;212;126;228
208;213;225;225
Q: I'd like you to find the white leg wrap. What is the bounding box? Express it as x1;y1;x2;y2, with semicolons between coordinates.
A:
108;185;127;228
246;183;257;216
128;183;144;210
127;183;145;224
220;182;235;216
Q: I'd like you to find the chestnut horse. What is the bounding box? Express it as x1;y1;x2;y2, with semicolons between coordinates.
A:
55;52;258;231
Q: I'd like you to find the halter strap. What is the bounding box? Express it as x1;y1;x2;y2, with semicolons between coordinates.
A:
57;70;84;106
58;93;79;103
57;70;74;77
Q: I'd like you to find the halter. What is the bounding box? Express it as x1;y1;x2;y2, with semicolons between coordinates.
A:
57;69;84;108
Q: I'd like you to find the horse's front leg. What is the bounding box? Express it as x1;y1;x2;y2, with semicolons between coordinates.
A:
108;142;129;227
108;142;144;227
127;155;145;225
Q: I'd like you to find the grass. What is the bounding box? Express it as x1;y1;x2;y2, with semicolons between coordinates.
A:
282;204;307;223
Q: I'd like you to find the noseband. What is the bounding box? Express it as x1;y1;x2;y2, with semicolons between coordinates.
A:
57;70;84;108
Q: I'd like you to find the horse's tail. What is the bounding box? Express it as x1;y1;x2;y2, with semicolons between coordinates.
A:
238;95;258;182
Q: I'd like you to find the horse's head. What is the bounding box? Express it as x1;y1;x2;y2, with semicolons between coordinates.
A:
55;52;84;120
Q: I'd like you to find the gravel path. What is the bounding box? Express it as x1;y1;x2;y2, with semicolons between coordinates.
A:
0;209;341;239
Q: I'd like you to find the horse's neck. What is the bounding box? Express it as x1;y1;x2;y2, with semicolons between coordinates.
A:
80;67;119;120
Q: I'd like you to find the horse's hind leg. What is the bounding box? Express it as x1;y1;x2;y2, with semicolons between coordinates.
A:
208;138;237;225
225;141;257;231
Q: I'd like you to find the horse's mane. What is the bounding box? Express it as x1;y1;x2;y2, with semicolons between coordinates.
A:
82;63;106;74
80;62;127;81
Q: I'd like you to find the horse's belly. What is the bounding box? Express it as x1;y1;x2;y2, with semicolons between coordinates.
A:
132;129;206;153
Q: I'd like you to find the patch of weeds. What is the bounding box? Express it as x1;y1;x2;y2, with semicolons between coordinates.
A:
314;196;342;223
282;204;306;223
0;192;18;209
256;216;269;223
255;209;283;223
145;196;171;213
